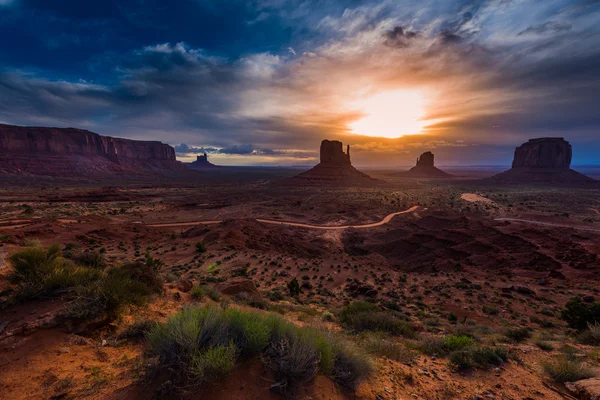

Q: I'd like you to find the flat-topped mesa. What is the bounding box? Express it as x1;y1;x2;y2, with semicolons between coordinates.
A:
512;138;572;169
488;137;595;184
416;151;434;167
320;140;351;165
0;123;187;177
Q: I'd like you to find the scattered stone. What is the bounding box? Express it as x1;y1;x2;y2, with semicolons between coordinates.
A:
565;377;600;400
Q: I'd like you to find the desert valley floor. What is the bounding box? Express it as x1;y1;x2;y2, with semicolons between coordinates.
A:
1;168;600;400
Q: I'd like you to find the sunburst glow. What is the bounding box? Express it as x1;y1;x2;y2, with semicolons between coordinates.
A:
349;89;426;138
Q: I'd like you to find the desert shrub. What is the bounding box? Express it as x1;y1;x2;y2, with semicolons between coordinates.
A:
363;333;417;364
72;251;106;269
195;242;207;254
535;340;554;351
449;346;507;370
505;327;532;343
233;292;269;310
264;328;321;393
543;355;596;383
119;319;158;340
287;278;302;296
322;311;335;322
562;296;600;331
330;338;374;390
146;306;372;394
68;265;160;319
443;335;476;351
8;244;102;299
577;322;600;346
418;334;475;356
203;286;222;302
339;301;415;338
9;244;162;319
191;286;205;300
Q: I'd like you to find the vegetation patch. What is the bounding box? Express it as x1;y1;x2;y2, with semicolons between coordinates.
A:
146;306;373;394
338;301;415;338
7;244;162;320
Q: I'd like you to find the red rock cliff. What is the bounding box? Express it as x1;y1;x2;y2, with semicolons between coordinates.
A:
0;124;176;160
0;124;186;176
511;138;572;169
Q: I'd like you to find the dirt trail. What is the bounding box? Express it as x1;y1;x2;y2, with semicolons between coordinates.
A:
145;206;420;230
495;217;600;233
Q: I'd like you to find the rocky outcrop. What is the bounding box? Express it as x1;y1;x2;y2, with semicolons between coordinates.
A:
512;138;572;168
416;151;434;167
189;153;218;169
320;140;351;165
393;151;452;179
283;140;384;187
0;124;188;177
490;137;595;184
566;378;600;400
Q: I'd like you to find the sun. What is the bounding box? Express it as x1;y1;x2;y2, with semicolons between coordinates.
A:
349;89;426;138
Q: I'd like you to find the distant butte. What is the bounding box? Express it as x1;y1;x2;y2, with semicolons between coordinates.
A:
394;151;452;178
489;137;595;184
189;153;218;169
0;123;188;177
284;140;384;186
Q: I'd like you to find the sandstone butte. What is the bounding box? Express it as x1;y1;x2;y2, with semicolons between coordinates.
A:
395;151;453;178
490;137;595;184
284;139;384;186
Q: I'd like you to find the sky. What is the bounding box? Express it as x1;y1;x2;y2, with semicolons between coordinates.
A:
0;0;599;166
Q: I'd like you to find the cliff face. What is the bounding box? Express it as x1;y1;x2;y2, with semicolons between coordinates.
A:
0;124;186;177
490;137;595;184
512;138;572;168
320;140;351;165
416;151;434;167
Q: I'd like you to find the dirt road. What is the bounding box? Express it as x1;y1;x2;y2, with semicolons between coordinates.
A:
495;218;600;233
145;206;420;230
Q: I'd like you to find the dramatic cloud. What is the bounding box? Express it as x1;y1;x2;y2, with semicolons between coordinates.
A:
0;0;598;165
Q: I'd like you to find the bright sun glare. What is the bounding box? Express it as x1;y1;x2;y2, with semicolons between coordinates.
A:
349;89;426;138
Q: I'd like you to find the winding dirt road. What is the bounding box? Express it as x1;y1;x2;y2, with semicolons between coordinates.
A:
495;218;600;233
146;206;420;230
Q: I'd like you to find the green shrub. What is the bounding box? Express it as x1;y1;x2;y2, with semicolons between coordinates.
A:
505;327;532;343
9;244;162;320
535;340;554;351
449;346;507;370
562;297;600;331
68;265;159;319
543;355;596;383
191;286;205;300
72;251;106;269
577;322;600;346
363;333;417;364
339;301;415;338
418;334;475;356
287;278;302;296
119;319;158;340
195;242;207;254
8;245;102;299
203;286;222;302
147;306;372;394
